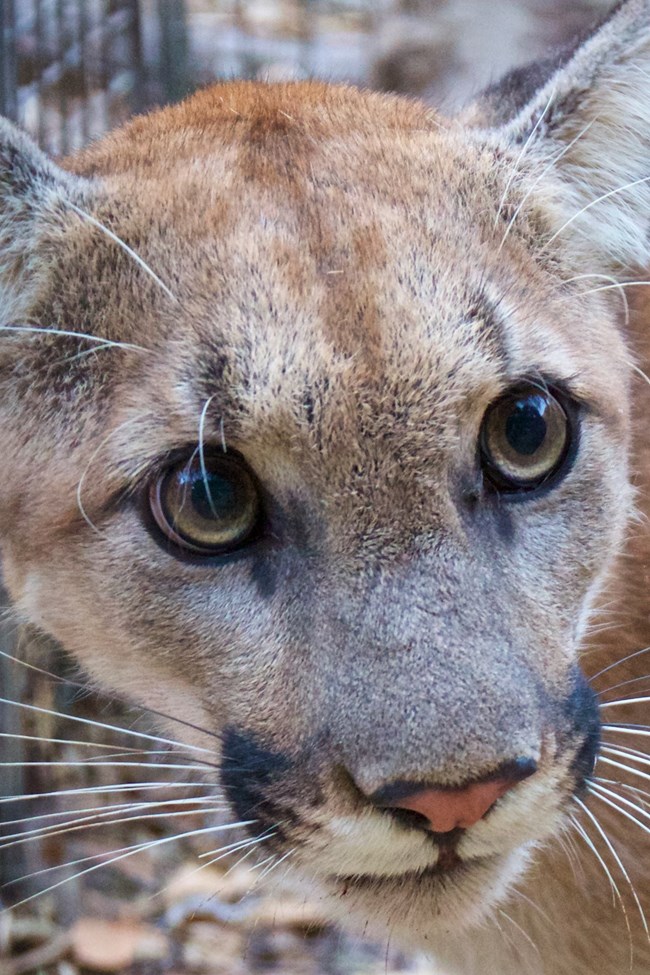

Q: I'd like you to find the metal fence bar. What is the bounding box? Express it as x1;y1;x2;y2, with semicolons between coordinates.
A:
0;0;17;120
156;0;189;105
0;594;26;892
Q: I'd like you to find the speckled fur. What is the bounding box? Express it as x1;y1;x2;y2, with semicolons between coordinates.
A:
1;2;650;972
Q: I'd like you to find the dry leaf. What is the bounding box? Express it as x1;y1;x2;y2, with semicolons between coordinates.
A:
70;918;168;972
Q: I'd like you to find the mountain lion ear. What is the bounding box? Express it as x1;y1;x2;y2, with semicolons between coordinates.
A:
0;117;88;316
466;0;650;272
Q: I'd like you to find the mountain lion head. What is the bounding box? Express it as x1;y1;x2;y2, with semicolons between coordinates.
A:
1;2;649;971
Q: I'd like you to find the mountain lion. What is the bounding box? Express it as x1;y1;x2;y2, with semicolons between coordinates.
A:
1;1;650;972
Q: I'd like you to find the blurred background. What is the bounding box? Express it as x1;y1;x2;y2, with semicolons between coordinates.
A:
0;0;614;156
0;2;619;974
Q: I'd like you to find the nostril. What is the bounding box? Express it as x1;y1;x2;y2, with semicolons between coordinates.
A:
369;758;538;835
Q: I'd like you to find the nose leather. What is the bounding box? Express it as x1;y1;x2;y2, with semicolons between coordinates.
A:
394;778;517;833
373;758;538;834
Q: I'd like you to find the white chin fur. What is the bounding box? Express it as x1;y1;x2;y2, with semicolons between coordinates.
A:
288;847;534;948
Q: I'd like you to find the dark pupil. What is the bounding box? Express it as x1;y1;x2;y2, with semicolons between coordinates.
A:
504;397;548;456
189;471;237;521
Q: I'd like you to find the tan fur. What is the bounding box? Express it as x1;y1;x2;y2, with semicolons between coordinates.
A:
1;2;650;972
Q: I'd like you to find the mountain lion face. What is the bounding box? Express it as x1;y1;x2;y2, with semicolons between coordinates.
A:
1;2;649;969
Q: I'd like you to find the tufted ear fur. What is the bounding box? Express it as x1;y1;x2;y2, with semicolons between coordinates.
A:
466;0;650;272
0;118;88;320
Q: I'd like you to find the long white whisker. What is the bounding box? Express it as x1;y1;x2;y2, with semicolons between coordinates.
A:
0;732;144;753
497;909;541;958
199;832;273;862
494;86;557;228
0;323;146;352
67;202;178;304
569;815;621;906
0;795;219;830
0;781;215;805
0;695;214;755
598;674;650;699
546;174;650;247
0;760;215;772
569;813;631;955
574;795;648;936
149;832;271;905
597;755;650;785
198;395;218;517
588;786;650;843
595;776;650;803
0;807;213;853
4;821;254;910
75;414;147;535
589;647;650;682
600;696;650;709
590;781;650;824
602;725;650;739
497;118;595;254
601;744;650;767
0;648;220;749
253;847;296;887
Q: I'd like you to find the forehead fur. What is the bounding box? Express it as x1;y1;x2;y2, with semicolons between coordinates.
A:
6;81;622;532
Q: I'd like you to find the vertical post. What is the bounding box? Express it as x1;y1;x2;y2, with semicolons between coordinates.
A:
56;0;68;155
0;0;18;121
0;590;26;892
129;0;146;115
156;0;190;104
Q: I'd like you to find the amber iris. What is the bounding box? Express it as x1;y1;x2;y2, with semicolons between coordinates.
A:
149;451;260;554
480;385;572;492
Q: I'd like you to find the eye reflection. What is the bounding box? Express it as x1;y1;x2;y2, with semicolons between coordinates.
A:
149;450;261;555
479;384;575;493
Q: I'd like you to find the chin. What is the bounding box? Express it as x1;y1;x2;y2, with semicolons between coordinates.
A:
295;847;534;948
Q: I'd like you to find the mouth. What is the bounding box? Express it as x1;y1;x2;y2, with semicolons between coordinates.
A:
333;848;490;892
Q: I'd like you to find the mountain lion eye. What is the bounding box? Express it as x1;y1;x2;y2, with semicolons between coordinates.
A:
149;451;261;555
479;384;575;494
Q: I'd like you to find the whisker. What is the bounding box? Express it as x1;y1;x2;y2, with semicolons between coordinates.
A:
597;754;650;785
66;202;178;305
574;795;648;936
4;821;254;910
496;118;595;254
590;781;650;824
588;785;650;840
0;760;216;772
253;847;296;887
149;832;271;905
0;648;222;750
509;889;553;928
568;814;631;953
594;776;650;804
497;908;541;959
75;415;147;535
0;732;146;753
545;174;650;247
601;744;650;767
602;724;650;738
0;692;216;756
600;696;650;709
0;781;215;805
565;281;650;299
598;674;650;699
0;322;146;352
199;832;273;863
493;86;557;228
198;395;218;517
0;795;220;830
0;807;215;853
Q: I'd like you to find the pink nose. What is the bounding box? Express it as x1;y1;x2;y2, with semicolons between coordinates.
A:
374;759;537;834
393;778;517;833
